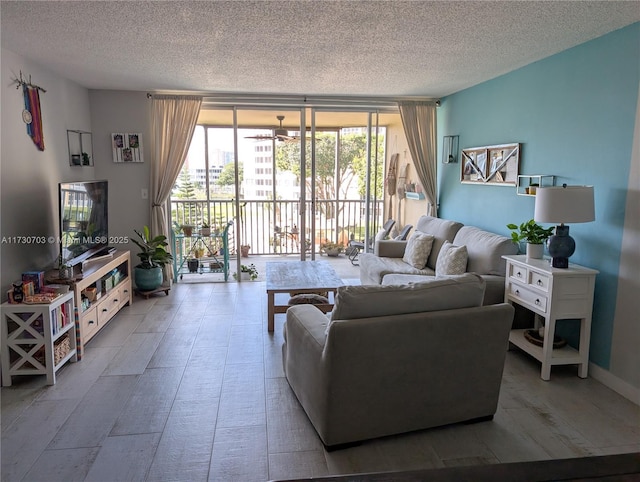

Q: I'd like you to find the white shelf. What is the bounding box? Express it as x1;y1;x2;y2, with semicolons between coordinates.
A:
516;175;555;196
405;192;425;200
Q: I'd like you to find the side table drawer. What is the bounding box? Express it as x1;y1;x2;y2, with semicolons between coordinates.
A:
508;283;548;312
508;263;528;283
528;270;550;292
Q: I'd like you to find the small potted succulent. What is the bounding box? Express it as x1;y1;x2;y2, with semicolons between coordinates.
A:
507;219;554;259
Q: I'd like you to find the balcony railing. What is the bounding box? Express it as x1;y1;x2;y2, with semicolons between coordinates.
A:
171;199;384;255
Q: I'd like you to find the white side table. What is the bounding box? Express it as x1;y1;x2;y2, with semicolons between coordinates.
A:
1;292;77;386
503;255;598;380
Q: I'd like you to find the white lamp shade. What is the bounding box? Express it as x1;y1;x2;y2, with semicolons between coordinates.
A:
534;186;595;224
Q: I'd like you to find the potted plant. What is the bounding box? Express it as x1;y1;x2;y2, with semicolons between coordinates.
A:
233;263;259;281
240;244;251;257
321;241;344;257
181;224;194;237
200;222;211;236
507;219;554;259
131;226;173;291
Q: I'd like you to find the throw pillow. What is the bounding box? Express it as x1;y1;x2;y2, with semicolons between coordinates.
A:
435;241;468;276
402;231;434;269
375;228;388;241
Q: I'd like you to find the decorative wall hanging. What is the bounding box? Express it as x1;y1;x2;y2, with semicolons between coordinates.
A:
461;143;520;186
112;133;144;162
12;71;46;151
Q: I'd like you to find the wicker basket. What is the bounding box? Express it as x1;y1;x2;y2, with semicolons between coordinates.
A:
54;335;71;365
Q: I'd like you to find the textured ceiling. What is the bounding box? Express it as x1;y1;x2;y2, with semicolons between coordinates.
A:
1;1;639;99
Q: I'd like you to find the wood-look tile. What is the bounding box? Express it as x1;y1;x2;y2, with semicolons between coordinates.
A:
217;362;266;428
1;400;79;481
146;398;219;481
47;375;139;449
209;425;268;482
268;450;329;480
86;313;143;348
135;302;180;333
85;432;161;482
23;447;100;482
175;365;225;401
147;324;199;368
266;377;324;453
110;367;184;436
226;324;264;365
36;345;121;402
101;332;165;376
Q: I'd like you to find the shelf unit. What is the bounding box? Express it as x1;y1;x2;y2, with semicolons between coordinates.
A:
516;175;555;196
1;292;77;386
173;223;232;282
405;192;426;200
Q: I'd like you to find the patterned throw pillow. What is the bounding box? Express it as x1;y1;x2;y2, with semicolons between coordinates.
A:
402;231;435;269
435;241;468;275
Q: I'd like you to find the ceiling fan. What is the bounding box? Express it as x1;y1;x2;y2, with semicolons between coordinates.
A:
245;115;298;142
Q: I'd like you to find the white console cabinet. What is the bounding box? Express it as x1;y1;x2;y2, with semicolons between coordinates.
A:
503;255;598;380
72;250;132;357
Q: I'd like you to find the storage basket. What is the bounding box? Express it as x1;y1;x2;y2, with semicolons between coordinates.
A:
54;335;71;365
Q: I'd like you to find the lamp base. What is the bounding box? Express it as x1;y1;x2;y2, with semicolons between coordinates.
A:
548;224;575;269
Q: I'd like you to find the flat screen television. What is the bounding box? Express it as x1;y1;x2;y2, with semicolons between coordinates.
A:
59;180;108;266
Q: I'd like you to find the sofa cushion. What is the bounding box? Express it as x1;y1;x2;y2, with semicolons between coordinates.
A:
414;216;463;269
331;273;485;321
452;226;518;275
435;241;468;276
402;232;434;269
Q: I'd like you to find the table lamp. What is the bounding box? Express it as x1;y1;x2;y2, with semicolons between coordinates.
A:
534;184;595;268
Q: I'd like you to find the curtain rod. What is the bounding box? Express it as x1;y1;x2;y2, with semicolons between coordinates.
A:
146;91;438;108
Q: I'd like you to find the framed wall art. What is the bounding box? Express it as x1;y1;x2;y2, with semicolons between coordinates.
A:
112;133;143;163
461;143;520;186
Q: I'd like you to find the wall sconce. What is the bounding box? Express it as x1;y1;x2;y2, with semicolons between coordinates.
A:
442;135;459;164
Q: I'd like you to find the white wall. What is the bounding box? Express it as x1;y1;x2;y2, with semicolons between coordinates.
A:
88;90;151;250
610;84;640;393
1;49;93;293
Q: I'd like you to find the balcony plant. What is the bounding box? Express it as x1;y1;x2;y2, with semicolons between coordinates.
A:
321;241;344;257
507;219;554;259
233;263;258;281
131;226;173;291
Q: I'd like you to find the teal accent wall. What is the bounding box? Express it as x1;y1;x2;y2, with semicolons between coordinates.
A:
438;23;639;369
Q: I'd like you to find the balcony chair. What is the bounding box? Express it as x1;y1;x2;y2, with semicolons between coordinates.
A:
348;219;396;266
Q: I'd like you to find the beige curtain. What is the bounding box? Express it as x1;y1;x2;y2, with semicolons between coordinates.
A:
149;94;202;279
398;101;438;217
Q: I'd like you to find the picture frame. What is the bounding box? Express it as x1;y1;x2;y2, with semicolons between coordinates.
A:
112;132;143;163
460;143;520;186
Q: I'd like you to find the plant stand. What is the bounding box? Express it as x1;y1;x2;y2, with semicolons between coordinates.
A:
134;286;170;299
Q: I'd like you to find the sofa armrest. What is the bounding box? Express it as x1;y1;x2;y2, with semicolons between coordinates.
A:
375;239;407;257
282;305;330;429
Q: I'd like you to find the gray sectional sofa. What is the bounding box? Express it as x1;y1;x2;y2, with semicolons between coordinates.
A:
359;215;518;304
282;274;515;448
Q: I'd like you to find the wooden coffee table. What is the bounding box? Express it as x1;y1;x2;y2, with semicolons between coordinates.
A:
266;261;343;332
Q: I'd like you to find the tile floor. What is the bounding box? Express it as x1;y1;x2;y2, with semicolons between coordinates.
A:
1;256;639;481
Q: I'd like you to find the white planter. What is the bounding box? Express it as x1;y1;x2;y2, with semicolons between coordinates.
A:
526;243;544;259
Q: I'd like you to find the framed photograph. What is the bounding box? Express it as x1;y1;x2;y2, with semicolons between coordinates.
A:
461;143;519;186
112;132;144;163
